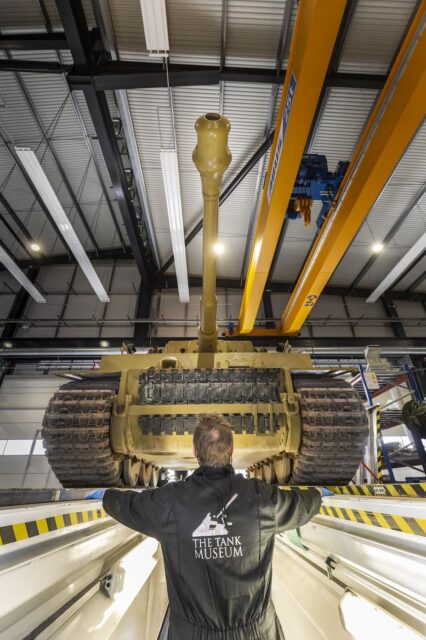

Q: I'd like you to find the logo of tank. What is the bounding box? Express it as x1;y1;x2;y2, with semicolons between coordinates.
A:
192;493;243;560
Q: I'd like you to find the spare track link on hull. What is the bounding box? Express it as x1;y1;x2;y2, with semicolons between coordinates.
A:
290;377;369;485
42;378;124;488
139;367;282;434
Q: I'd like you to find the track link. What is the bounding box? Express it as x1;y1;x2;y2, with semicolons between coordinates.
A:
42;379;123;488
290;377;369;484
139;367;282;434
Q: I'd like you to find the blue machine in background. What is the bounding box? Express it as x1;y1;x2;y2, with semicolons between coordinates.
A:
286;154;349;229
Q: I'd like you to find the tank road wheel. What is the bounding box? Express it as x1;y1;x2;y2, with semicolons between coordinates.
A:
254;466;263;481
290;377;369;485
141;462;153;487
42;378;123;488
273;456;291;485
123;458;142;487
263;462;275;484
150;466;160;487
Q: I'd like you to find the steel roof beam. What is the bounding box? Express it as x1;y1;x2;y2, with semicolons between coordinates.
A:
0;192;44;259
278;3;426;335
1;267;39;340
1;336;425;352
0;60;68;74
0;58;386;91
408;270;426;293
382;294;407;340
69;64;386;92
92;0;161;269
55;0;151;286
0;29;101;51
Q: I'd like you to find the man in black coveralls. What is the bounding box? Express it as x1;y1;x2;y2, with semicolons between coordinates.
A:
102;414;325;639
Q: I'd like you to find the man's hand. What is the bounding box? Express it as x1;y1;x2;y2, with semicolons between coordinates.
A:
85;489;107;500
317;487;335;497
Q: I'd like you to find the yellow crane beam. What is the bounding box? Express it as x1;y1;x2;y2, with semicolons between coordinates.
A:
279;2;426;335
236;0;347;335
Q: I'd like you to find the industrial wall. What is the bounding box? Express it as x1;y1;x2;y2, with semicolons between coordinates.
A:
0;374;61;488
1;263;423;341
150;290;425;339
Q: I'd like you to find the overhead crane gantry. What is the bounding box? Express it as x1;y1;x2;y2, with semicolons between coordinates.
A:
279;1;426;335
237;0;426;337
236;0;347;335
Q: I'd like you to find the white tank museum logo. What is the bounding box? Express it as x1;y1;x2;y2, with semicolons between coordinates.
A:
192;494;243;560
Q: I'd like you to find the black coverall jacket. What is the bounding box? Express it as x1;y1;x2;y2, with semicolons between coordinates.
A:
103;465;321;640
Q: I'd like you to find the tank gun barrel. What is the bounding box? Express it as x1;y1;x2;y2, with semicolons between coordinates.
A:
192;113;231;353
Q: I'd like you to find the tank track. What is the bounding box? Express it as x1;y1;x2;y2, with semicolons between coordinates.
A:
42;371;368;487
290;377;369;485
42;378;124;488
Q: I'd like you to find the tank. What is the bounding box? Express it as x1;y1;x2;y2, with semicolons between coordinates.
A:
42;113;368;488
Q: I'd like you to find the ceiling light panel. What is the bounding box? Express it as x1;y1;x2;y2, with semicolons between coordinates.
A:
0;243;46;303
160;150;189;303
14;147;110;304
140;0;170;55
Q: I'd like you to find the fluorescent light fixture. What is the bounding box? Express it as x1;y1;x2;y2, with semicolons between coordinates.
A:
140;0;169;56
372;242;384;253
160;150;190;303
339;591;420;640
367;231;426;302
14;147;110;304
0;243;46;303
214;242;225;256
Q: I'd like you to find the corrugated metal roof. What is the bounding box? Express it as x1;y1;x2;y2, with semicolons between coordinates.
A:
168;0;222;65
127;80;273;274
392;254;426;292
0;0;423;322
108;0;149;61
225;0;290;69
330;119;426;289
272;87;379;283
0;55;127;256
108;0;294;67
0;1;45;31
308;87;378;170
338;0;418;74
272;201;321;282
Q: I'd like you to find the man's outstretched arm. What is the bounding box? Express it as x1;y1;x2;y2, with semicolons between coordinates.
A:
272;486;323;532
102;488;161;539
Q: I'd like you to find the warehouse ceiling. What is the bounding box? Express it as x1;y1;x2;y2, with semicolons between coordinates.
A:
0;0;424;347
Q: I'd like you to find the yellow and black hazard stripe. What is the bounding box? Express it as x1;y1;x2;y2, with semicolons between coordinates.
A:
0;508;108;547
327;483;426;498
318;505;426;537
279;483;426;497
